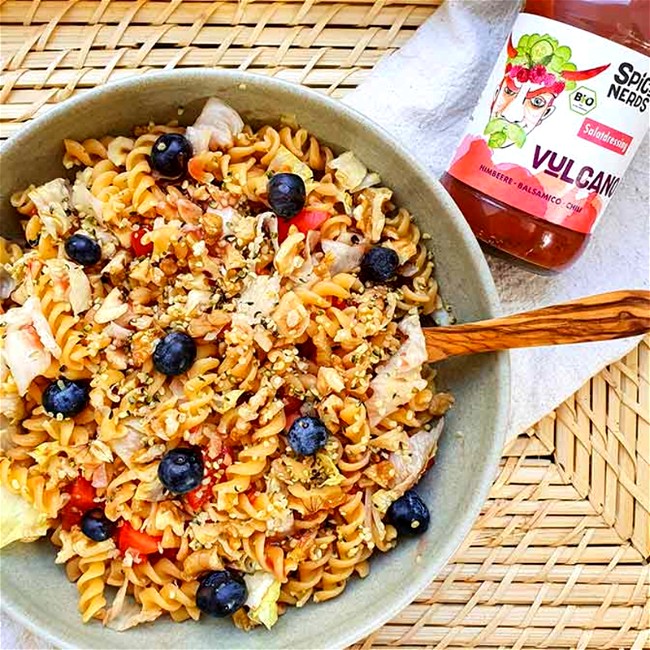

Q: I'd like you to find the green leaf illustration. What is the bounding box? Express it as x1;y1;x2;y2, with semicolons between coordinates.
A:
556;45;571;60
530;39;554;63
527;34;542;48
505;123;527;148
484;118;505;135
548;55;564;74
488;132;507;149
517;35;530;50
508;31;580;86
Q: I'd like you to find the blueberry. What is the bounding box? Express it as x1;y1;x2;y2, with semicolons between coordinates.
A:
42;378;89;418
196;570;247;617
64;233;102;267
287;416;328;456
152;331;197;376
80;508;114;542
268;173;306;219
158;447;204;494
150;133;192;179
386;490;430;536
360;246;399;283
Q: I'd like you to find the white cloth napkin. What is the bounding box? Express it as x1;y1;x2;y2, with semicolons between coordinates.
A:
3;1;649;644
344;0;650;440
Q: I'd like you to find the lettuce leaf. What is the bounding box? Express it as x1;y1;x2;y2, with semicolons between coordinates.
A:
244;572;281;629
268;146;313;183
0;485;49;549
329;151;367;191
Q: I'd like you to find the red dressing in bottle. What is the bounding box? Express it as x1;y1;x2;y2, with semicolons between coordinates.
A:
442;0;650;272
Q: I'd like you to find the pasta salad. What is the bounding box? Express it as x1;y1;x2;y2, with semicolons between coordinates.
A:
0;97;453;631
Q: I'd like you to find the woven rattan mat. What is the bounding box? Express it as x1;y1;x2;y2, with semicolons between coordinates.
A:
1;2;648;648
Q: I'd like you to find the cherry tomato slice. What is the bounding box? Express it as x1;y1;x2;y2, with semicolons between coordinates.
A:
117;522;162;562
282;395;302;413
131;226;153;256
186;448;232;511
61;477;96;530
185;487;209;512
282;395;303;430
69;477;96;510
285;411;301;430
161;547;179;561
277;219;291;244
277;209;329;243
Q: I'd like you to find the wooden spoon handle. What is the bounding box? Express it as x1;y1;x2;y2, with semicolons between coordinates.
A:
424;290;650;363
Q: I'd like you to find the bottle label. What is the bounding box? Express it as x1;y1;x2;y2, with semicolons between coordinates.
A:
447;13;650;234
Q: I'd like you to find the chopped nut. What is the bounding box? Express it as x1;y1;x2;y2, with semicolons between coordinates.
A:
94;287;128;324
159;258;178;276
177;198;202;224
131;331;156;366
131;314;153;330
200;210;223;238
187;310;230;339
101;250;130;279
106;347;128;370
130;286;155;305
316;367;345;396
272;291;309;339
253;327;274;352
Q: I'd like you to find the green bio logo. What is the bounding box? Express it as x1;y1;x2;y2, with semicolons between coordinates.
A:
569;87;597;115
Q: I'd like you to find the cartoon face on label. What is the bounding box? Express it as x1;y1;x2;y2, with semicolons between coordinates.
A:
484;33;609;149
490;73;562;146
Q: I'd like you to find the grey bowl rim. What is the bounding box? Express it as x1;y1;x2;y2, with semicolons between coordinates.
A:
0;69;510;650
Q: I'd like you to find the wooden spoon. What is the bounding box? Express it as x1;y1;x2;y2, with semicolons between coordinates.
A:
424;290;650;363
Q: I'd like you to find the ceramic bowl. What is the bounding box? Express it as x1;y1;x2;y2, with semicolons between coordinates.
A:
0;70;509;649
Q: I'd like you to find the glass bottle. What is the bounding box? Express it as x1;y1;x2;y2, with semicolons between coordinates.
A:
441;0;650;273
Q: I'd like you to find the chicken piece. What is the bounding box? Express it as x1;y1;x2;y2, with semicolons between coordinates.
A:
45;259;92;315
2;297;61;395
94;287;128;324
366;314;427;426
28;178;73;239
389;418;444;495
186;98;244;153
